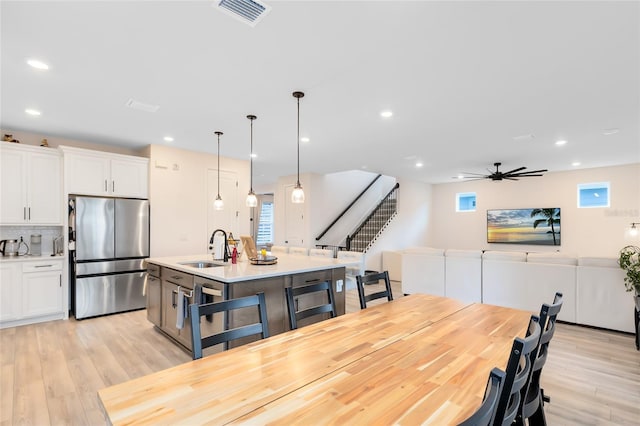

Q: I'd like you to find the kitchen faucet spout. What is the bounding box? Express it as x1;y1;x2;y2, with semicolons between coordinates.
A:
209;229;229;262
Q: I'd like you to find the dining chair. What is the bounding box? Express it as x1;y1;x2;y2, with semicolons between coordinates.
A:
355;270;393;309
289;246;309;256
270;245;289;255
493;315;541;426
309;248;334;258
337;250;365;290
285;281;337;330
189;292;269;360
517;292;564;426
458;367;506;426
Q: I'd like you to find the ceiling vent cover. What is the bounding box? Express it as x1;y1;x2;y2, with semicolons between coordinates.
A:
215;0;271;27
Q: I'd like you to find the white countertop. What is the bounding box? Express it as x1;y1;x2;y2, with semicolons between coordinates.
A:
146;253;354;283
0;253;66;263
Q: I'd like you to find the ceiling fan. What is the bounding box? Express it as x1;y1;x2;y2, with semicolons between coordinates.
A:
457;162;548;181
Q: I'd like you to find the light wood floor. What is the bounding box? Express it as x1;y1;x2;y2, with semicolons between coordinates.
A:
1;285;639;425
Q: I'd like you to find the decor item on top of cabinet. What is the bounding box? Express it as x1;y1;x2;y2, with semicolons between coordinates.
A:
457;162;547;181
40;138;49;147
214;131;224;211
291;91;305;204
3;134;19;143
487;208;560;246
246;115;258;207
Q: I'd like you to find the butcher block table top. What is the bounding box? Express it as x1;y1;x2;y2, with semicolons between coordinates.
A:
98;295;530;425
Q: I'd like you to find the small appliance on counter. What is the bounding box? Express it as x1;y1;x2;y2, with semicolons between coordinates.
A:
30;234;41;256
0;237;29;257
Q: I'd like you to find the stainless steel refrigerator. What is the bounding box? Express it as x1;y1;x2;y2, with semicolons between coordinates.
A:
70;196;150;319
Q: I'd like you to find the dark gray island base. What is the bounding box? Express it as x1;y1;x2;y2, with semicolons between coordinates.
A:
145;254;348;355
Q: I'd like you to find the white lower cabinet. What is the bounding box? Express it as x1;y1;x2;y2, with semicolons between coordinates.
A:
0;262;22;322
0;259;64;328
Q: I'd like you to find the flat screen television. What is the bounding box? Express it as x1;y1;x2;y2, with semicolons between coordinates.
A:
487;208;561;246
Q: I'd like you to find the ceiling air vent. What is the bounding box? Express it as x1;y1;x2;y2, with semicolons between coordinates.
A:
215;0;271;27
125;98;159;113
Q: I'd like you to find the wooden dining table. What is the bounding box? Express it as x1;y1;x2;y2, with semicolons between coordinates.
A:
98;294;531;425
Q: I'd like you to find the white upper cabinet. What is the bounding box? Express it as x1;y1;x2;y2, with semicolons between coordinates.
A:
61;146;149;198
0;144;62;225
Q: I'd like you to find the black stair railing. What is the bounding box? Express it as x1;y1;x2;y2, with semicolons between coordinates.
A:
315;174;382;241
346;183;399;252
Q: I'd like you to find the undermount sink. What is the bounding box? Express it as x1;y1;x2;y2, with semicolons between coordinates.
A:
178;260;227;268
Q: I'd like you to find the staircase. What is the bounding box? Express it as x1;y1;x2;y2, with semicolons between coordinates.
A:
346;183;399;253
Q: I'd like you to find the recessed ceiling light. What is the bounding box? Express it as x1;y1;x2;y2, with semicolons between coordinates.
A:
27;59;49;70
603;128;619;135
163;136;174;142
572;162;581;167
25;109;41;116
380;110;393;118
415;162;423;168
555;140;567;146
251;153;257;158
300;137;310;143
457;175;464;180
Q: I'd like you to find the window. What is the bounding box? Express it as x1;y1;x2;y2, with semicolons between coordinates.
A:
577;182;610;208
256;201;274;246
456;192;476;212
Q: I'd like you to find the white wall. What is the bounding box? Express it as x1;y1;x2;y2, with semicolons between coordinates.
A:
430;163;640;257
147;144;250;257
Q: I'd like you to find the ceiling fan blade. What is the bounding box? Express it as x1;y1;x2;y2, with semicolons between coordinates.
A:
504;176;519;180
513;169;548;175
503;166;526;175
460;172;489;176
509;174;545;177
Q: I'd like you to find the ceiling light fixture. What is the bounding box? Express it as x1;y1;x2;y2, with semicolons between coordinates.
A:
572;162;581;167
246;114;258;208
214;131;224;211
629;222;639;238
555;140;567;146
300;137;310;143
25;109;41;116
27;59;49;70
416;162;424;168
163;136;174;142
603;128;619;136
380;110;393;118
291;91;305;204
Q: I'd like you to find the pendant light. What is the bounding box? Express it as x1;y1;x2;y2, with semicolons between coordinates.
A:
214;131;224;210
291;91;305;204
246;115;258;207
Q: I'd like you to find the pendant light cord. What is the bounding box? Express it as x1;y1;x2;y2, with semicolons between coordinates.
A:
250;117;254;191
296;94;300;186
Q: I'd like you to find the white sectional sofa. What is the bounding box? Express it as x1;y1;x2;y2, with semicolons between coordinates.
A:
382;247;445;296
576;257;635;333
444;249;482;303
383;247;633;333
481;251;578;322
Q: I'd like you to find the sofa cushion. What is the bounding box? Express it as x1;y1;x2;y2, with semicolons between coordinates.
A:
578;257;619;268
445;249;482;259
402;247;445;256
482;250;527;262
527;252;578;265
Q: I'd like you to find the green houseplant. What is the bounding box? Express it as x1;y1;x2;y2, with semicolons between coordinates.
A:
618;245;640;295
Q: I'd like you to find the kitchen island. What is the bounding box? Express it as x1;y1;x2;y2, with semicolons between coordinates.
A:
145;253;349;354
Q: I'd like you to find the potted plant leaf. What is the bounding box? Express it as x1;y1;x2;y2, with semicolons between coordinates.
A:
618;245;640;350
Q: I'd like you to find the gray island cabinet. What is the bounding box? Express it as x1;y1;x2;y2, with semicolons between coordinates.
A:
146;254;348;354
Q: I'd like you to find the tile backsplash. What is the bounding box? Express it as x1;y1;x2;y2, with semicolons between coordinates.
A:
0;226;64;255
